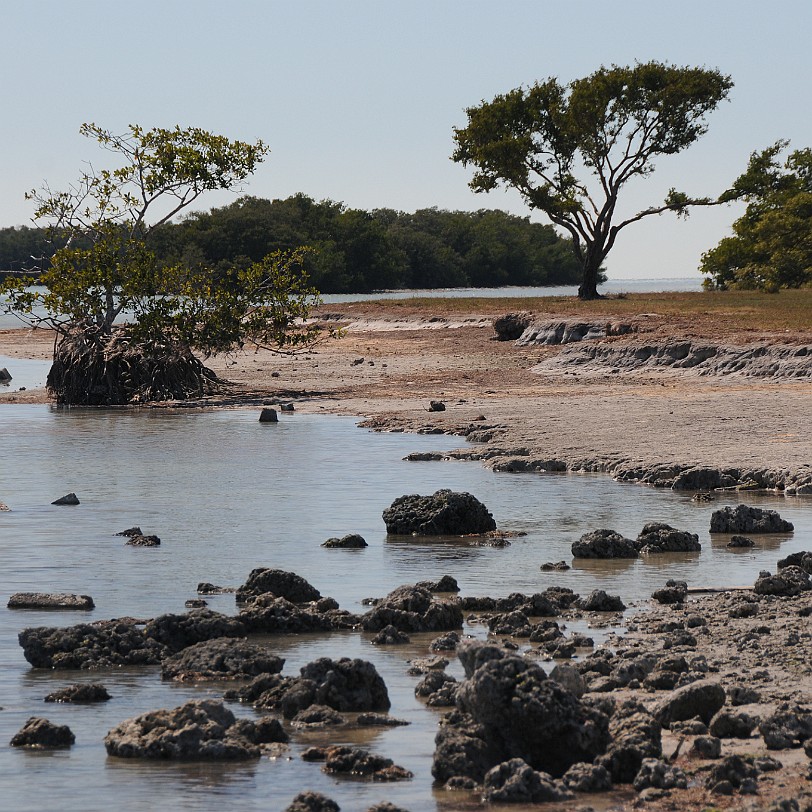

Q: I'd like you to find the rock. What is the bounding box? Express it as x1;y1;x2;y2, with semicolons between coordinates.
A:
115;526;142;536
160;637;285;681
322;746;413;781
10;717;75;748
185;599;208;609
19;619;165;669
710;504;794;534
728;534;755;548
571;529;638;559
292;704;346;729
371;625;411;645
576;589;626;612
516;319;633;346
236;568;322;604
690;735;722;759
704;754;759;791
104;699;264;760
321;533;367;548
778;551;812;573
633;758;688;791
0;366;12;381
759;706;812;749
754;565;811;597
636;522;701;553
671;466;725;491
197;582;235;594
382;489;496;535
52;492;80;505
482;758;573;803
284;792;340;812
428;400;446;412
653;680;726;728
456;639;508;678
652;580;688;605
709;710;758;739
297;657;390;714
126;533;161;547
729;686;761;706
493;312;532;341
416;575;460;593
238;594;359;634
549;664;586;698
416;670;457;699
45;683;111;703
540;560;570;571
562;761;612;792
8;592;95;610
361;584;462;633
597;700;662;784
356;712;410;727
454;655;610;778
432;709;494;785
258;407;278;423
144;609;247;653
364;805;412;812
280;403;295;412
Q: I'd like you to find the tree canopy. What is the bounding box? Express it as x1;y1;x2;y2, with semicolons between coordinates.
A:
452;61;733;298
1;124;327;405
700;141;812;291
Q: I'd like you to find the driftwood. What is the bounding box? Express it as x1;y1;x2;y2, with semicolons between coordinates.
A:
47;324;225;406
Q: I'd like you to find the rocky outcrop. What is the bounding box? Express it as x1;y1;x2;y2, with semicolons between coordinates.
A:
576;590;626;612
754;566;811;597
104;699;281;759
45;683;111;703
759;706;812;749
125;534;160;547
143;610;247;653
160;637;285;681
597;700;662;784
321;533;367;548
571;529;638;559
319;746;413;781
236;568;322;604
636;523;701;554
238;595;359;633
653;680;726;728
7;592;94;610
52;493;80;505
362;585;462;633
493;312;532;341
516;320;634;346
710;504;794;534
10;717;75;748
482;758;573;803
382;489;496;535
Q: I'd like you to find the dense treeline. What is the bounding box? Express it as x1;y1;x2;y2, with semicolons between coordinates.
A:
0;194;588;292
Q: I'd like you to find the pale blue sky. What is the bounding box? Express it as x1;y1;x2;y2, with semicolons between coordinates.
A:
3;1;811;280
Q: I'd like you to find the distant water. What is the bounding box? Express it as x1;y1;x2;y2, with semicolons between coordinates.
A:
0;406;809;811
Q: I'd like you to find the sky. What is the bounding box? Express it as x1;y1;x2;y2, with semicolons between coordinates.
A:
2;1;811;281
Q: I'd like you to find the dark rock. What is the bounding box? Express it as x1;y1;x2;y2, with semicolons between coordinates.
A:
759;706;812;749
258;407;278;423
709;710;758;739
144;610;247;653
455;655;610;778
671;466;725;491
482;758;573;803
371;624;411;645
636;522;701;553
704;754;759;791
126;534;161;547
8;592;94;610
45;683;110;703
729;600;759;618
291;704;346;728
428;400;446;412
416;575;460;593
597;700;662;784
431;709;494;785
160;637;285;681
361;584;462;633
382;489;496;535
671;718;709;736
571;529;638;559
633;758;687;791
115;526;142;536
0;366;11;381
238;594;358;634
549;664;586;698
576;589;626;612
10;717;75;748
690;735;722;759
754;565;811;596
562;761;612;792
653;680;726;728
730;686;761;706
493;312;532;341
710;504;794;534
297;657;390;715
322;746;412;781
284;792;340;812
364;804;412;812
236;568;322;604
280;403;295;412
778;551;812;573
652;580;688;605
185;599;208;609
52;492;80;505
197;582;235;594
456;639;508;678
321;533;367;549
540;560;570;571
429;631;460;652
19;619;165;669
104;699;262;759
728;535;755;548
356;713;409;727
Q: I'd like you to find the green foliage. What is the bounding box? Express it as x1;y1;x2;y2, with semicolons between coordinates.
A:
452;61;733;298
701;142;812;291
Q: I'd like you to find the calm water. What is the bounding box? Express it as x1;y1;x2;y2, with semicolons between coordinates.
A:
1;406;809;811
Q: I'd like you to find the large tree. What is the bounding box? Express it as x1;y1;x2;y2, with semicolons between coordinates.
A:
700;141;812;291
1;124;327;405
452;61;734;299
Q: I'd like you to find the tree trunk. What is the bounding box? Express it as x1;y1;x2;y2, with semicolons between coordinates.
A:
578;253;604;300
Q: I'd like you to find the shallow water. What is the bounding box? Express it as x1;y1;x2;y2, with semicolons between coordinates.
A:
1;406;809;811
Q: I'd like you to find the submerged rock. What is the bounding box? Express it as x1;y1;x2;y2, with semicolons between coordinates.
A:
8;592;94;610
321;745;413;781
710;504;794;534
482;758;573;803
284;792;340;812
571;529;638;559
362;584;462;633
321;533;367;548
160;637;285;682
52;493;80;506
636;522;701;554
382;489;496;535
125;534;161;547
45;683;111;703
236;568;322;604
11;717;75;748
